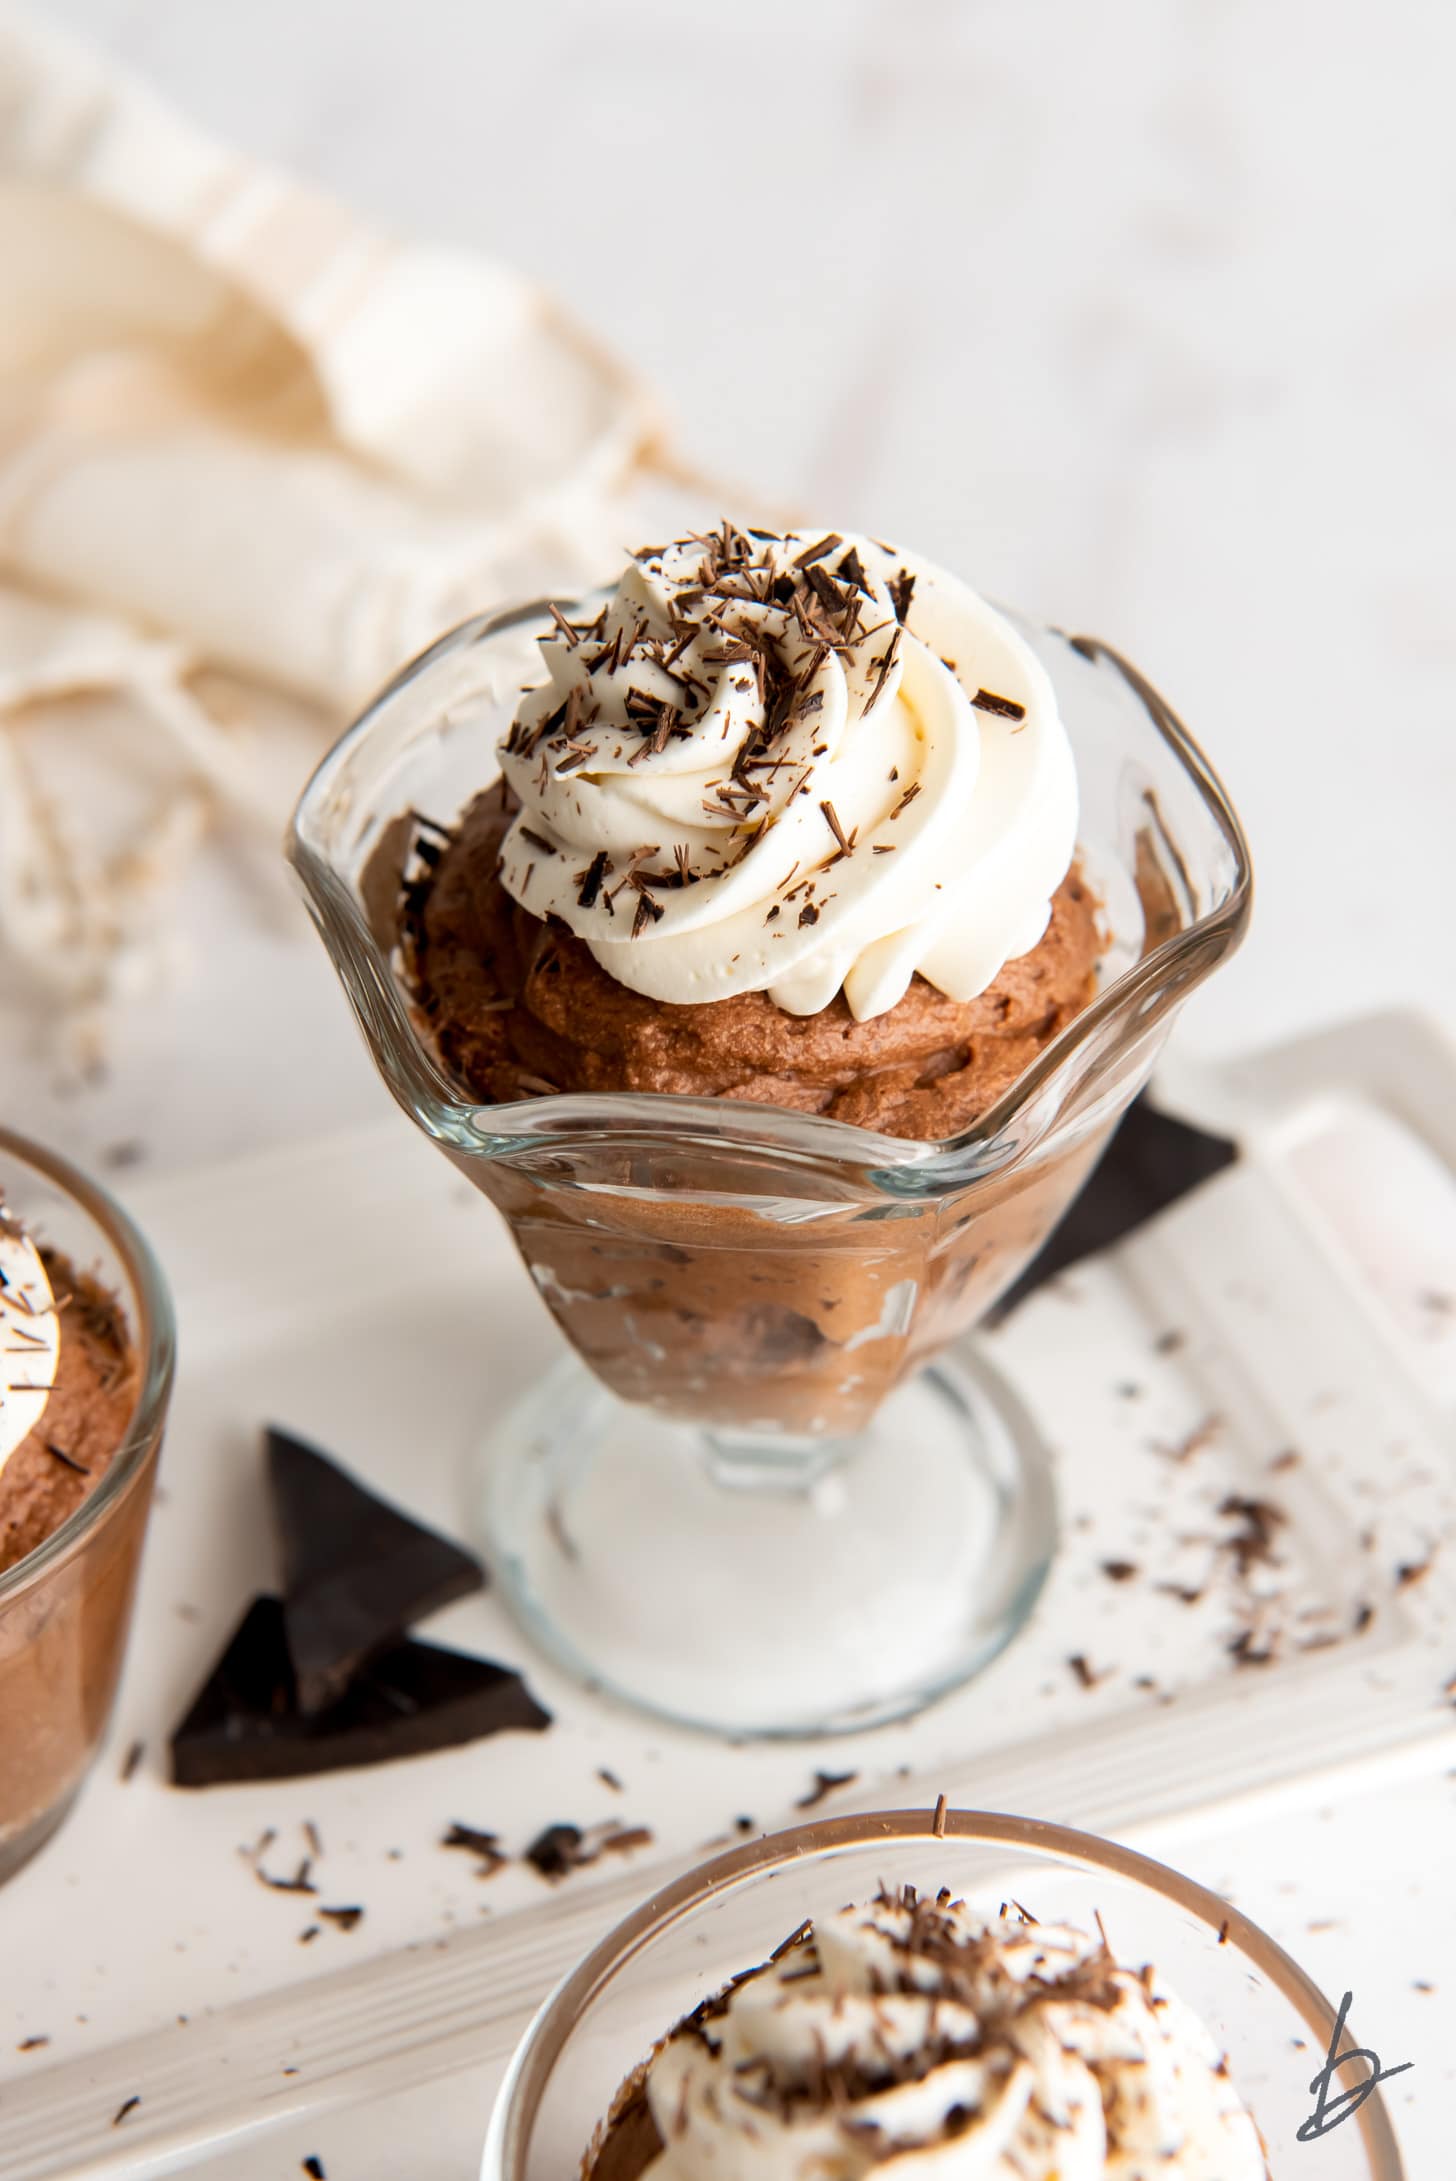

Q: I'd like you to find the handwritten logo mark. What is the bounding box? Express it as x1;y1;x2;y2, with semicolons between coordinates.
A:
1297;1990;1412;2142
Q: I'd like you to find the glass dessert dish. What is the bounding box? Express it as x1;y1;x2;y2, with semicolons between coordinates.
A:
288;599;1250;1736
482;1809;1404;2181
0;1130;174;1883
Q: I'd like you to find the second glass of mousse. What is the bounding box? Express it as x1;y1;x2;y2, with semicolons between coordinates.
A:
290;521;1250;1735
0;1132;174;1882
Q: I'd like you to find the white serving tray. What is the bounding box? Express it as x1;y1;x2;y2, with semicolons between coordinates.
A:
0;1008;1453;2179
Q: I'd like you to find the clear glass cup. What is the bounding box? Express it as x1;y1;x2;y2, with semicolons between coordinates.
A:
288;603;1250;1736
0;1131;175;1883
481;1809;1403;2181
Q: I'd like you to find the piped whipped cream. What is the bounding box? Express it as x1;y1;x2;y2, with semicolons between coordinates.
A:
634;1889;1266;2181
0;1205;59;1476
497;525;1077;1021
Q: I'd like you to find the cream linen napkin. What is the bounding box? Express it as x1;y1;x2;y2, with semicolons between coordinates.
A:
0;8;662;1038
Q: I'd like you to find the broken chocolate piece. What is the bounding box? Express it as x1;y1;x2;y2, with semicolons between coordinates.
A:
990;1095;1239;1320
170;1597;550;1787
266;1426;485;1715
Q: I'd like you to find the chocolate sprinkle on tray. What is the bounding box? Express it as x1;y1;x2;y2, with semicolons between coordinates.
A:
17;2036;49;2052
113;2097;141;2127
303;2159;326;2179
1101;1560;1140;1584
318;1905;363;1933
120;1739;145;1782
794;1768;858;1810
441;1822;508;1877
1067;1653;1103;1690
524;1819;654;1882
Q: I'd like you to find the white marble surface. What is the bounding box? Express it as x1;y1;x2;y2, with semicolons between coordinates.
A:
4;3;1455;2173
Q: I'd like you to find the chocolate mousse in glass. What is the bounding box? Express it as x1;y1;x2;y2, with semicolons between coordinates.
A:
289;522;1250;1736
0;1131;174;1881
483;1813;1401;2181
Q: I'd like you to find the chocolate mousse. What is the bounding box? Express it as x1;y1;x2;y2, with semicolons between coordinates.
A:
369;525;1117;1433
0;1214;138;1576
584;1886;1269;2181
398;522;1101;1144
407;792;1099;1142
0;1189;149;1877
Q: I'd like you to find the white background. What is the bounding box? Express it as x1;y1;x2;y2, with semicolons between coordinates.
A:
5;3;1456;2174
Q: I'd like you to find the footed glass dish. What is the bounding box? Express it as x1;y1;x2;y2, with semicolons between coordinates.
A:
289;601;1250;1735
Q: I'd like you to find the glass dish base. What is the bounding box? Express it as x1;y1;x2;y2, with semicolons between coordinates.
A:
471;1348;1057;1738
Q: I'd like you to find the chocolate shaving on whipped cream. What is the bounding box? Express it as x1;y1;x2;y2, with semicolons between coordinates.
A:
496;524;1078;1022
591;1885;1269;2181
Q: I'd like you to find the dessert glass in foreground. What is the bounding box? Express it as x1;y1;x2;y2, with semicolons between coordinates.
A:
289;544;1250;1735
482;1811;1404;2181
0;1131;174;1882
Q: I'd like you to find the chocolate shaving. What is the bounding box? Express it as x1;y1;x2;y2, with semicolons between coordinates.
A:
113;2097;141;2127
442;1822;508;1877
576;850;610;909
864;628;902;713
45;1441;90;1476
318;1905;363;1932
819;800;850;853
971;687;1027;721
793;533;842;568
632;890;664;939
888;568;916;622
794;1768;858;1809
524;1818;653;1881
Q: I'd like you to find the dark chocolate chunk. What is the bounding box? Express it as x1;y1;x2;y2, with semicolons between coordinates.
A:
266;1426;485;1715
170;1598;550;1787
989;1095;1239;1321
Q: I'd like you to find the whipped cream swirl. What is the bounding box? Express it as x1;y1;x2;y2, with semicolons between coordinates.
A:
637;1890;1266;2181
497;525;1077;1020
0;1206;59;1476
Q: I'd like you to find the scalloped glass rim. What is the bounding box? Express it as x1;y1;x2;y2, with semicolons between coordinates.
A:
287;602;1252;1186
485;1807;1404;2181
0;1128;176;1608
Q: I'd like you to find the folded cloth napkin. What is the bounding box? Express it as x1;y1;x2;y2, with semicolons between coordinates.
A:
0;6;663;1035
